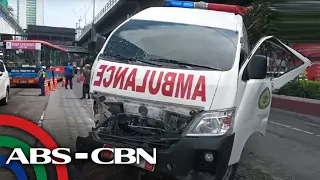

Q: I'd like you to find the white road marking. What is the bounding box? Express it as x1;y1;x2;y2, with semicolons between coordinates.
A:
291;127;303;132
270;121;318;137
38;110;45;127
302;131;314;135
40;111;45;120
304;122;320;128
269;121;291;128
33;109;47;147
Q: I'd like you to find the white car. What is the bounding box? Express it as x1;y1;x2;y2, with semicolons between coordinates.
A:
0;60;10;105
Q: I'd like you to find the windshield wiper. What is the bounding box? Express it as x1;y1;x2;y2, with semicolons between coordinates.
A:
103;54;161;66
149;58;222;70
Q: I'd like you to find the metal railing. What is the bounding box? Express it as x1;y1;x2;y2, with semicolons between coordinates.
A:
0;4;24;34
77;0;120;41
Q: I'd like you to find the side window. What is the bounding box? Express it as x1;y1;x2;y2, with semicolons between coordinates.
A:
0;62;5;72
254;40;298;79
243;38;300;82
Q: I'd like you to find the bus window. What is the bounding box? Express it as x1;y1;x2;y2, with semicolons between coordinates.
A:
4;49;39;68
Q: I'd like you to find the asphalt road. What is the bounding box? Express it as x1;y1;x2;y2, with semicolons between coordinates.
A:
0;87;48;120
0;86;319;180
238;109;320;180
0;87;49;180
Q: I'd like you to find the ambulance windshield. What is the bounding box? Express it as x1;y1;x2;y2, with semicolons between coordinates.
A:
103;19;239;71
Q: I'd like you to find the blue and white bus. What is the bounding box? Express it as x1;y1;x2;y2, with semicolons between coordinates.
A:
3;40;69;86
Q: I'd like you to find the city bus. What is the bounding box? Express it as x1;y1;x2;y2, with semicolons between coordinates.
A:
3;40;69;86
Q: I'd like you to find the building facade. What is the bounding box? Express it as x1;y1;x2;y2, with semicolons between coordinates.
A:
0;0;8;9
26;25;76;46
17;0;44;29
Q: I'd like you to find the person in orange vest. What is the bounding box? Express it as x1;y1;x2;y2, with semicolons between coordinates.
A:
38;67;46;96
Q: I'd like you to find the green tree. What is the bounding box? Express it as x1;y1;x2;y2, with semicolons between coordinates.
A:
243;0;277;47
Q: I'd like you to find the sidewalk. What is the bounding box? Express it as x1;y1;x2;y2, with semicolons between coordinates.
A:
39;78;94;179
41;79;94;150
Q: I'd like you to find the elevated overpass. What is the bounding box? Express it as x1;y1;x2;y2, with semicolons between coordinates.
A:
76;0;163;51
76;0;254;52
76;0;320;53
0;4;25;40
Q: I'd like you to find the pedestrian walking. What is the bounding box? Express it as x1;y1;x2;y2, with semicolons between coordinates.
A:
65;63;74;89
38;67;46;96
80;64;91;99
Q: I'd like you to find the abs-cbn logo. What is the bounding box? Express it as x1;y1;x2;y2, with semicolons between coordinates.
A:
6;147;156;169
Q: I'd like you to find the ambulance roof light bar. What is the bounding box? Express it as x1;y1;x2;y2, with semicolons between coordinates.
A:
163;0;251;15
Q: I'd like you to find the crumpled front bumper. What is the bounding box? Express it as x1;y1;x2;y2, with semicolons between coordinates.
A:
75;131;235;180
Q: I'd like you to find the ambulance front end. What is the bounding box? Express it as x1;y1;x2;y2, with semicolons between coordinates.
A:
76;6;244;180
75;3;312;180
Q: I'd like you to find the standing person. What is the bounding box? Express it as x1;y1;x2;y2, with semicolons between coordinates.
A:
74;63;78;74
51;69;55;83
80;64;91;99
64;63;74;89
73;63;77;75
38;67;46;96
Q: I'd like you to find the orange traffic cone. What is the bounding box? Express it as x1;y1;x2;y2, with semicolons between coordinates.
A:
45;80;50;95
50;79;55;91
54;78;58;88
61;77;66;87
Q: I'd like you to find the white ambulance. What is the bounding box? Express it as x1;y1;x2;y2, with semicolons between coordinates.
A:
76;1;312;180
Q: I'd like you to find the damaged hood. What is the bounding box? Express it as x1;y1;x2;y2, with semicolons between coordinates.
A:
90;60;222;110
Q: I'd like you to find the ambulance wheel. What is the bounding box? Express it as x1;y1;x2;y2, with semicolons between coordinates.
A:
78;162;134;180
0;87;9;106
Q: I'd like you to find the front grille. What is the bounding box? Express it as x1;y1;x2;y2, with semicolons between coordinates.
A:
97;132;180;152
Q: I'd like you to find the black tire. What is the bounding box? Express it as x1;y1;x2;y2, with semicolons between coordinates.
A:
78;162;136;180
0;87;9;106
187;163;238;180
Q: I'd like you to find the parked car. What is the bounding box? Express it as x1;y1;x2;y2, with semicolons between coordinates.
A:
0;60;10;105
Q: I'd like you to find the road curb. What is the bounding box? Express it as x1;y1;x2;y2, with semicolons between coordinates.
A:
271;95;320;117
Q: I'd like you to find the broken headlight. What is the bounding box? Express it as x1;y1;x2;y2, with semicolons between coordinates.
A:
185;108;235;136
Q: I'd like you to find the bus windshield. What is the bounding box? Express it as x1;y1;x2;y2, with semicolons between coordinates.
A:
5;49;41;68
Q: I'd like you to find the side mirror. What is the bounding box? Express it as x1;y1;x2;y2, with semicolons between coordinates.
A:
246;55;267;80
95;34;106;53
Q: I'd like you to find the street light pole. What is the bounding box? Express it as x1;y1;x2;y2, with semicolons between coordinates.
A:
91;0;96;55
91;0;96;42
92;0;95;23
